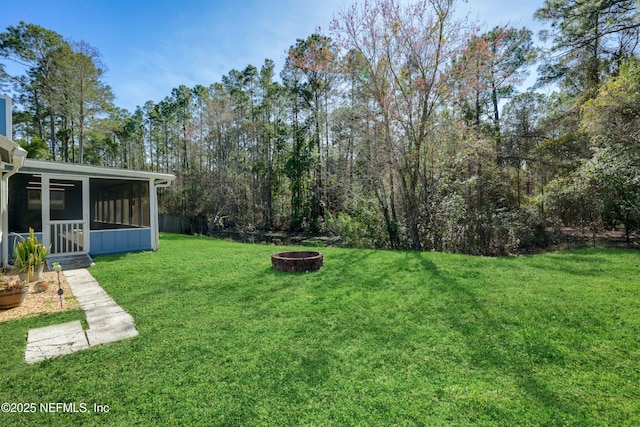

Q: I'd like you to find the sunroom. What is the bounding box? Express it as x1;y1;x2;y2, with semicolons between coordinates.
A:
2;156;175;268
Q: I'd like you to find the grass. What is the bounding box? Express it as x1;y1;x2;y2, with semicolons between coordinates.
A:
1;233;639;426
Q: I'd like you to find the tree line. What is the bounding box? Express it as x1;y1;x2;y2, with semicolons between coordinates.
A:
1;0;639;254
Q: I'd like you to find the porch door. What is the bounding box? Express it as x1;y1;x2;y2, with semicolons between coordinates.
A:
43;176;90;255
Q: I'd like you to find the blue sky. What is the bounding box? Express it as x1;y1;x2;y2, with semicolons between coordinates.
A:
1;0;546;112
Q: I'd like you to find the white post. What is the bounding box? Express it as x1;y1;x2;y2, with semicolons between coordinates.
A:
1;174;7;268
42;176;51;252
82;177;90;252
0;148;27;268
149;179;158;251
0;95;12;268
150;179;171;251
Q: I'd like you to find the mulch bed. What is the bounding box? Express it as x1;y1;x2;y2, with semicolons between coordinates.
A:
0;271;79;323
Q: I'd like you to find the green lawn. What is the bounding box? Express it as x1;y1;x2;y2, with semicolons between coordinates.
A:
1;233;639;426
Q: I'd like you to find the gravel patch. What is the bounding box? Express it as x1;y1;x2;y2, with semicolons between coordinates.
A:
0;271;79;323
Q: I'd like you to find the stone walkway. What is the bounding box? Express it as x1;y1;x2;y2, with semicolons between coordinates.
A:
24;269;138;364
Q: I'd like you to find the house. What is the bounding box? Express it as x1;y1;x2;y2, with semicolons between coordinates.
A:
0;95;175;268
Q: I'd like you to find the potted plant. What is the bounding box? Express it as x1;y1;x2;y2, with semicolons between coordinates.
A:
13;228;49;283
0;276;28;310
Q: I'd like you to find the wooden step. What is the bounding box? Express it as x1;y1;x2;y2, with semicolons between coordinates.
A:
46;254;95;271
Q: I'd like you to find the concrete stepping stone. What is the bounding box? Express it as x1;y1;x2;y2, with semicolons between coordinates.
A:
67;283;108;298
25;321;90;364
83;304;128;319
86;311;134;330
25;269;139;364
76;294;117;309
86;325;139;347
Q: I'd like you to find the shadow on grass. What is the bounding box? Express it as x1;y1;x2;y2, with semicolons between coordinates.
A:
524;249;618;277
407;251;585;422
85;236;620;423
158;232;204;242
91;253;128;264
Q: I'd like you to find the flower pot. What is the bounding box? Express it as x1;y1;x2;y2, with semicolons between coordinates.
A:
0;286;29;310
18;270;30;283
18;265;43;283
33;265;44;281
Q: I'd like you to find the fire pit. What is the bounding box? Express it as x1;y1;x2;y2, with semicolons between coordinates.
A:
271;251;324;272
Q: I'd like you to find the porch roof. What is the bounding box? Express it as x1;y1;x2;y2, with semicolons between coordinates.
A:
14;159;175;183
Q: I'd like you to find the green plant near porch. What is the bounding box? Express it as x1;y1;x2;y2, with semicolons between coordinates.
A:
12;228;48;282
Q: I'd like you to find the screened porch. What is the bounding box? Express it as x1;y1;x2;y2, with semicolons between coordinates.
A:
4;160;173;263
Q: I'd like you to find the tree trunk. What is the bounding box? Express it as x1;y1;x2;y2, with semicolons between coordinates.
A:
48;106;56;161
491;76;501;164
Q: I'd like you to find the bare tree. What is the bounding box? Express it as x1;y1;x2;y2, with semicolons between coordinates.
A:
332;0;466;249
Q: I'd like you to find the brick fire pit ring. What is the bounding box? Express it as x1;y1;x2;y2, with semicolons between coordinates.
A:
271;251;324;272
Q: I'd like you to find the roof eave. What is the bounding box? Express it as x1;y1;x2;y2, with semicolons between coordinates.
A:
21;159;176;182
